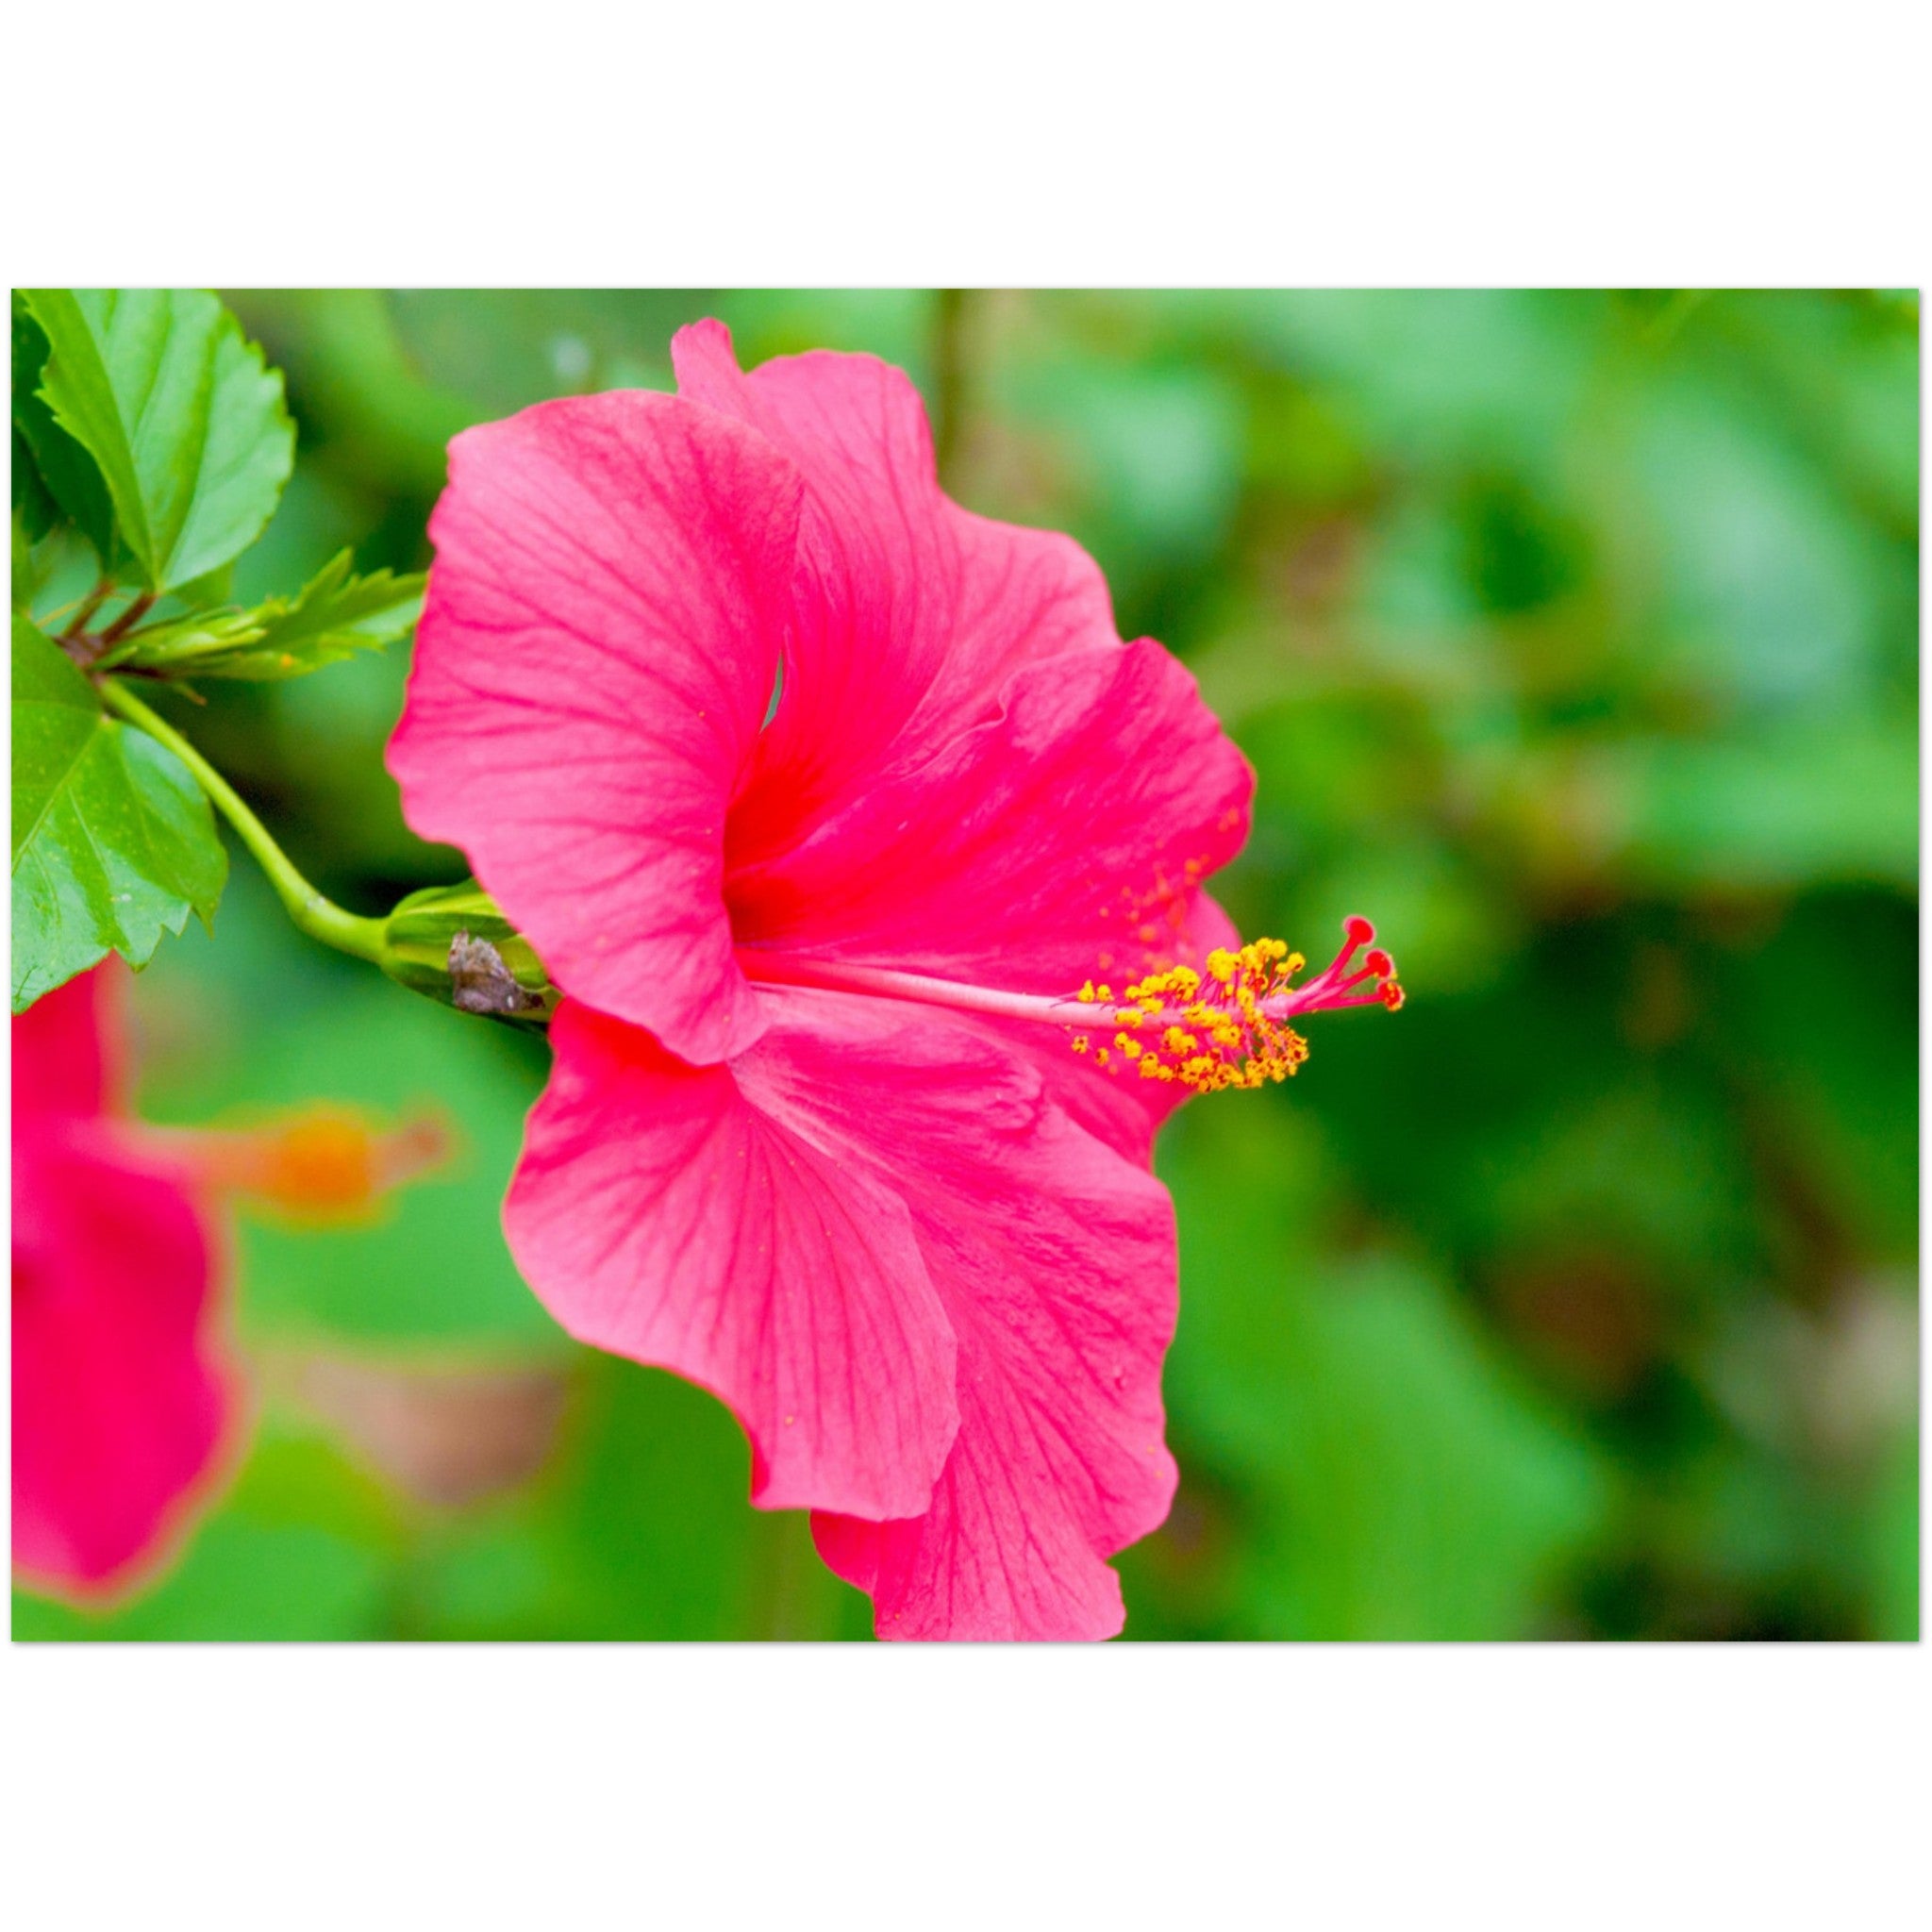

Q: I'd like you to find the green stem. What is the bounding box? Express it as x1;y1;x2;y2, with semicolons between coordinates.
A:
930;288;970;484
99;677;389;965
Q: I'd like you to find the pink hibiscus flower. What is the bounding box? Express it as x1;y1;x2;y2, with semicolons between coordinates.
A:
11;964;232;1597
389;321;1399;1639
12;964;451;1601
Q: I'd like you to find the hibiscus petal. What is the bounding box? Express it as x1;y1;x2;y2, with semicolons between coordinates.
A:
504;999;960;1520
801;1041;1180;1641
12;962;116;1119
729;633;1255;1004
673;321;1124;868
388;391;803;1064
11;1130;228;1592
811;1376;1137;1642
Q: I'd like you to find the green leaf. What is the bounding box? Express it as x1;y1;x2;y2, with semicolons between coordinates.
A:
22;288;293;592
11;293;116;561
10;425;60;545
9;617;226;1010
239;550;425;663
1619;717;1918;891
104;549;425;681
175;560;236;608
10;512;32;612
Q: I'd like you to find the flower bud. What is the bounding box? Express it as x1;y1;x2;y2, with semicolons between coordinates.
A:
378;881;558;1024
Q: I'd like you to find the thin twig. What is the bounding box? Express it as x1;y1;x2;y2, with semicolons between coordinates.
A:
94;590;157;646
57;579;114;642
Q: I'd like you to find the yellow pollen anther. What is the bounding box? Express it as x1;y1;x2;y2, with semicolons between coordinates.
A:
1064;921;1395;1095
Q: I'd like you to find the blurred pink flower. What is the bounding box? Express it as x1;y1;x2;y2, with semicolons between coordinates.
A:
11;965;231;1597
12;966;454;1602
390;322;1397;1638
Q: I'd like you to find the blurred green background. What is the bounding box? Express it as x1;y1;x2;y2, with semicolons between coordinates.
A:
15;290;1919;1641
